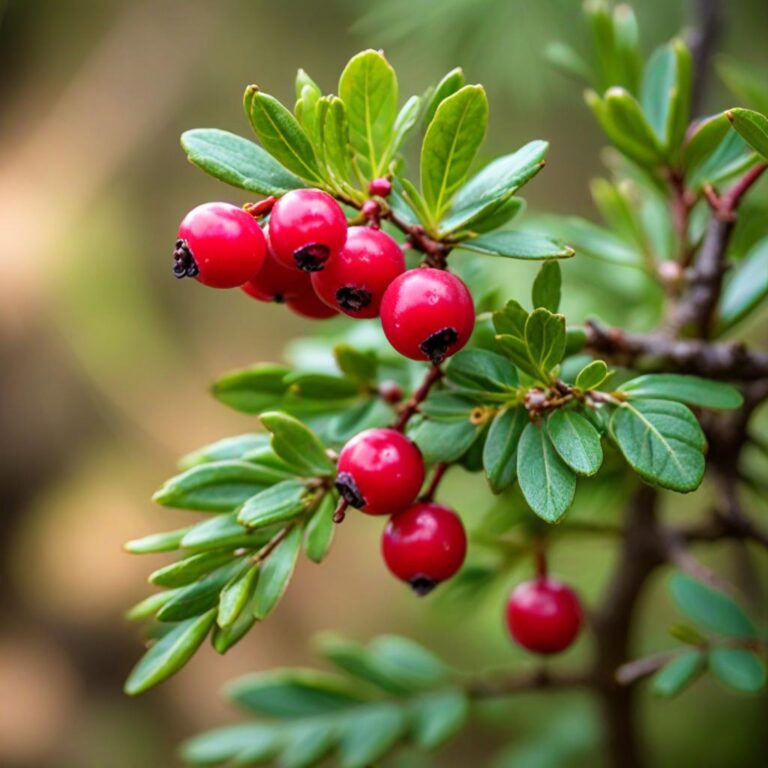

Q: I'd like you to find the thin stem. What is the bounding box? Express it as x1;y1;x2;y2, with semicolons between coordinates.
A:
421;462;449;502
467;667;590;699
393;364;444;431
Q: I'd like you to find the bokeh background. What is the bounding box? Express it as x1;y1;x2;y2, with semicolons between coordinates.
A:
1;1;766;766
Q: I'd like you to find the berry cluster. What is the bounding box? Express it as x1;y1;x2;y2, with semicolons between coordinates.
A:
173;184;475;362
337;427;467;595
172;187;581;657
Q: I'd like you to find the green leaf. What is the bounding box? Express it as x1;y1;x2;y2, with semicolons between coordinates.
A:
366;635;451;690
237;479;308;529
228;669;365;718
125;527;191;555
150;550;237;588
423;67;465;127
525;308;566;380
718;57;768;116
575;360;610;391
545;41;593;84
380;95;422;170
409;418;480;464
243;87;321;182
710;648;766;693
153;461;286;512
318;634;410;694
688;129;756;189
683;112;731;173
218;564;260;629
180;513;277;553
532;260;561;312
516;422;576;522
586;87;664;167
321;96;356;188
260;412;335;476
338;704;407;768
717;236;768;333
543;215;639;265
212;365;291;414
727;108;768;160
338;50;398;177
334;344;378;385
483;407;526;493
442;140;548;234
253;524;303;619
182;724;280;766
157;561;244;622
609;400;706;492
445;348;518;396
212;590;259;654
460;231;574;260
179;434;268;470
279;722;336;767
618;373;743;410
124;609;217;695
669;573;757;639
410;689;469;749
640;40;691;156
421;85;489;221
282;371;360;401
652;651;705;698
180;129;303;196
125;590;179;622
304;493;336;564
546;410;603;476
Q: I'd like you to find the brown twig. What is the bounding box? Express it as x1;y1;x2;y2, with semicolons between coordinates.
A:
393;364;444;431
467;667;590;699
584;320;768;381
420;462;449;502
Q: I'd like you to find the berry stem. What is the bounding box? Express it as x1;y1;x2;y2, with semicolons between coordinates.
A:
534;539;548;579
421;462;449;502
332;498;348;524
393;364;444;431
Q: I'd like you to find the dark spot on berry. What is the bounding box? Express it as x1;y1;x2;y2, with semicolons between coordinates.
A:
408;576;438;596
294;243;330;272
335;472;366;509
336;286;372;312
273;293;285;304
172;239;199;279
419;327;458;364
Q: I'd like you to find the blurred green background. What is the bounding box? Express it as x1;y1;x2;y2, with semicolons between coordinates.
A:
0;1;766;766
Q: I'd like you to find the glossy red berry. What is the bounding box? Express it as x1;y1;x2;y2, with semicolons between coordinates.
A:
285;283;339;319
506;578;582;655
336;428;424;515
242;231;308;303
382;502;467;595
380;268;475;363
368;178;392;197
174;202;266;288
311;227;405;318
268;189;347;272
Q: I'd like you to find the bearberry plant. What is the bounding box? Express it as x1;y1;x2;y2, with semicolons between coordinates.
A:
125;3;768;765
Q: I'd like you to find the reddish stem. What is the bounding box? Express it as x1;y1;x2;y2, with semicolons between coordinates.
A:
393;364;444;431
421;462;449;502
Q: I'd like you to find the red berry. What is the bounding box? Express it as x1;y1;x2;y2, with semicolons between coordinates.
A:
506;578;582;655
242;231;308;302
380;268;475;363
285;283;338;320
382;502;467;595
174;202;266;288
368;178;392;197
268;189;347;272
311;227;405;318
336;428;424;515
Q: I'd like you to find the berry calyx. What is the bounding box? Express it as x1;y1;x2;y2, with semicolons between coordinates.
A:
311;227;405;318
368;177;392;197
505;578;582;655
242;231;309;303
175;202;266;288
268;189;347;272
381;502;467;595
380;268;475;363
285;283;339;319
335;428;424;515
